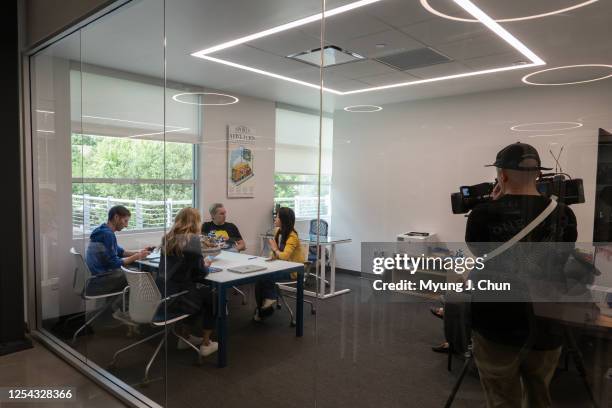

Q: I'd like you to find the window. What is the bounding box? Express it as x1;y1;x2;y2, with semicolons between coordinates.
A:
274;106;333;220
71;133;196;234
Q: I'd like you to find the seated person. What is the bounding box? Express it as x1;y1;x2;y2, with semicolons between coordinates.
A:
158;207;218;357
85;205;151;296
254;207;304;321
202;203;246;252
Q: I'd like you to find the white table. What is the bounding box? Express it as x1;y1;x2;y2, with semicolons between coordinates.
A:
137;250;305;367
260;234;352;299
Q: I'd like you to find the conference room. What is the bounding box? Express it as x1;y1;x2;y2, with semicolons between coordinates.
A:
25;0;612;407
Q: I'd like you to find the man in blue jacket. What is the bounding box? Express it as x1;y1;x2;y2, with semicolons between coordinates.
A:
86;205;151;295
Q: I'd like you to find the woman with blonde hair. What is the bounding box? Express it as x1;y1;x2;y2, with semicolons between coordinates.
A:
158;207;217;356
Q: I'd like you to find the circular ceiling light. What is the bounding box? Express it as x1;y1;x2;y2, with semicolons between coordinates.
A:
420;0;599;23
521;64;612;86
172;92;239;106
511;122;583;132
343;105;382;112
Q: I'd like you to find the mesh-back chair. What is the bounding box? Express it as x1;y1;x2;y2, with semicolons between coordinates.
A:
275;243;316;327
69;248;124;343
109;267;198;384
308;219;330;286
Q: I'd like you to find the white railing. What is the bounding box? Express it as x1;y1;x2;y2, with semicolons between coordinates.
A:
72;195;192;234
274;195;331;219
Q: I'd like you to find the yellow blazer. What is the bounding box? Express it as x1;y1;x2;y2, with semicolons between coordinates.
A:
270;230;305;263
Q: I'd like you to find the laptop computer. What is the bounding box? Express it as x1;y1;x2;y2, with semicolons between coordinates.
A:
227;265;267;274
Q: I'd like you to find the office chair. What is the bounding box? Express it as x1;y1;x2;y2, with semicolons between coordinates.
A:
275;243;316;327
308;219;330;286
109;267;200;384
69;248;125;343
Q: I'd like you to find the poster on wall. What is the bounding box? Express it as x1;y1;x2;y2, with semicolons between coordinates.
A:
227;124;256;198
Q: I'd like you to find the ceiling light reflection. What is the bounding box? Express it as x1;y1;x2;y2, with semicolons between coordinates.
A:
522;64;612;86
420;0;599;23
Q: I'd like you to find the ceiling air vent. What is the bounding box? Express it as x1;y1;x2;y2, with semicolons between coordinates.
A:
288;45;365;68
375;47;452;71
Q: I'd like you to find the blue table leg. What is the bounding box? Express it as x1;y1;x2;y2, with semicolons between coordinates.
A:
216;282;227;367
296;268;304;337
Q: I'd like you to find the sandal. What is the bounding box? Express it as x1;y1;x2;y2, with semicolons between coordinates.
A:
430;306;444;320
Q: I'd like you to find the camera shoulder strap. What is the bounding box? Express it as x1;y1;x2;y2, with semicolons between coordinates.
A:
484;196;558;261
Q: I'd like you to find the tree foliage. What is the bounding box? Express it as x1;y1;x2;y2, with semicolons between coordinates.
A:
71;134;194;201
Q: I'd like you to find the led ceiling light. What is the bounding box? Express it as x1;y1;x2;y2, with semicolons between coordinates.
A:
192;0;383;56
191;0;545;95
172;92;240;105
420;0;599;23
511;122;583;132
343;105;383;112
522;64;612;86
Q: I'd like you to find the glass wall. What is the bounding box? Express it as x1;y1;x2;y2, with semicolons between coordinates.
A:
27;0;612;407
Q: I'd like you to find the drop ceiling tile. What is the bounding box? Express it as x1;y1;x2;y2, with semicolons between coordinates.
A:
364;0;436;28
435;34;512;61
247;29;323;58
301;10;391;44
336;29;424;59
462;52;526;71
357;71;420;86
213;44;307;74
405;61;470;79
324;59;398;79
400;18;487;46
322;78;370;92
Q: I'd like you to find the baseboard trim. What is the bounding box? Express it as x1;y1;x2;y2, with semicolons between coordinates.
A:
0;338;33;356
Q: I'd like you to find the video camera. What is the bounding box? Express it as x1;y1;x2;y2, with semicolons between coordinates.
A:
451;173;585;214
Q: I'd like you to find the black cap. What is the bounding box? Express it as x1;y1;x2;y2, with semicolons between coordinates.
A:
485;142;552;171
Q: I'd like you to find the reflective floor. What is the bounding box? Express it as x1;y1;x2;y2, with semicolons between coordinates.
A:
42;273;607;408
0;339;126;408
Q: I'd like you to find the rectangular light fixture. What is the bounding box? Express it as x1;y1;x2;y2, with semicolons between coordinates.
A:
191;0;546;96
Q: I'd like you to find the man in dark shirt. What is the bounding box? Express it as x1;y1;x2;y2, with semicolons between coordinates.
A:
465;143;577;407
202;203;246;252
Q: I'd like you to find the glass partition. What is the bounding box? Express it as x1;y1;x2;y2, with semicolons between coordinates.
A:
31;29;85;350
27;0;612;407
325;0;612;407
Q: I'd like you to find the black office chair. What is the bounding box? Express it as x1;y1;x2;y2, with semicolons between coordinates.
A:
307;219;330;286
276;243;316;326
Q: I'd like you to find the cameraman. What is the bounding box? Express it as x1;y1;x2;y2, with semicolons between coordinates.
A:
465;142;577;407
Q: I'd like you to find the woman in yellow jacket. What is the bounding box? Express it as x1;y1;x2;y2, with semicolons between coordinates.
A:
254;207;304;321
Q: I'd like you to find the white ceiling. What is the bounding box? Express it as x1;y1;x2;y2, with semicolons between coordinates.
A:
47;0;612;111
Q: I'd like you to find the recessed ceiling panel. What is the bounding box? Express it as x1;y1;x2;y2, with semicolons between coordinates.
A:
357;71;421;86
301;10;390;43
405;61;471;79
463;52;526;70
436;34;515;61
375;47;451;71
324;59;398;79
336;29;424;58
400;17;487;46
364;0;437;28
247;29;323;57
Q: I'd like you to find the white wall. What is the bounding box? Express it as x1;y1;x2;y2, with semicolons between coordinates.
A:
332;82;612;271
199;94;276;256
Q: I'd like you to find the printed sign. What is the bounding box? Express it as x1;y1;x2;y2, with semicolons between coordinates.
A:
227;124;255;198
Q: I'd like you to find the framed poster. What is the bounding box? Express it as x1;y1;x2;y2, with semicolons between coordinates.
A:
227;124;256;198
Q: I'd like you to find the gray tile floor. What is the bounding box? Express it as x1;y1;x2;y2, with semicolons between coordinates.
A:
0;340;126;408
40;273;608;408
